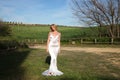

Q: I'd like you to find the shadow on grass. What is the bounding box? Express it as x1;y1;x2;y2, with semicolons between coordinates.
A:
0;49;30;80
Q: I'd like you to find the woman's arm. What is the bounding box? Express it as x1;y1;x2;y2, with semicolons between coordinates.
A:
46;32;50;52
58;33;61;53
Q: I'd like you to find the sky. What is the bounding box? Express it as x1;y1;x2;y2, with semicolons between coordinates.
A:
0;0;82;26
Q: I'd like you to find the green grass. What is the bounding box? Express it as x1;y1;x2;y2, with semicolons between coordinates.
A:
0;48;120;80
10;25;120;45
11;25;98;40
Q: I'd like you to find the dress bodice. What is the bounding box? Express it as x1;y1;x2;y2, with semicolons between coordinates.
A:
49;33;59;45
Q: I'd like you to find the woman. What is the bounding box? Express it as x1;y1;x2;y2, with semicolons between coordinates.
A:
42;24;63;76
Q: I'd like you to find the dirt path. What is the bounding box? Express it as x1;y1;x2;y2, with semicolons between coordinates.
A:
29;45;120;54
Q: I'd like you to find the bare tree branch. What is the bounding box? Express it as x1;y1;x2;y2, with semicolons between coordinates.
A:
71;0;120;38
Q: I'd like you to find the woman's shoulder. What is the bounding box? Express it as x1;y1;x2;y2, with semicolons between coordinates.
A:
57;32;61;36
48;31;61;36
57;32;61;35
48;32;52;34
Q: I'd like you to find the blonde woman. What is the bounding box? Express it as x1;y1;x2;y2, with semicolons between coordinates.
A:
42;24;63;76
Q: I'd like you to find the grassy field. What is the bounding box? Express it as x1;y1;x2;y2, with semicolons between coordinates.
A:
0;48;120;80
11;25;98;40
9;25;120;45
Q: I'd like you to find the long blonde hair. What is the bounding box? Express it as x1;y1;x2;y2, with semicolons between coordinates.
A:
50;24;57;32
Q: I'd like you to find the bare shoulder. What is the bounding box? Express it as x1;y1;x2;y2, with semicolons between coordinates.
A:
57;32;61;35
48;32;52;34
48;32;51;36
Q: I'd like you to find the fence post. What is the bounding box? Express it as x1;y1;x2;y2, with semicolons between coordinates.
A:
94;38;97;44
72;41;75;45
34;39;37;43
41;39;44;44
28;39;30;43
111;38;114;44
69;40;71;44
80;39;83;44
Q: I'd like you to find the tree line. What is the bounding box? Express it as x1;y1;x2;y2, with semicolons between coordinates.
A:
2;21;50;26
71;0;120;38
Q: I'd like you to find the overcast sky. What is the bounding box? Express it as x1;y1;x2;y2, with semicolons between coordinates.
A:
0;0;83;26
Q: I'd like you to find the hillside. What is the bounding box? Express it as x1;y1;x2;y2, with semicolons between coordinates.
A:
11;25;98;41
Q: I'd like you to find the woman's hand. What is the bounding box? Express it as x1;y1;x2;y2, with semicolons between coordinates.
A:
46;48;48;52
59;49;60;53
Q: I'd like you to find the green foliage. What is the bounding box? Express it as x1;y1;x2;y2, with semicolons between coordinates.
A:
9;25;120;44
96;37;111;42
114;38;120;42
0;21;28;50
0;39;18;50
11;25;49;40
11;25;99;40
0;22;11;36
0;37;28;50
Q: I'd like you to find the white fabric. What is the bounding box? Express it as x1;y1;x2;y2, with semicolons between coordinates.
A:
42;33;63;76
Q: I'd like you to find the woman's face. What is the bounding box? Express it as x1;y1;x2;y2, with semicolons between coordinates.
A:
51;26;56;31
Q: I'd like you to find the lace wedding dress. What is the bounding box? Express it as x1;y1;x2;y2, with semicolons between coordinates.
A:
42;33;63;76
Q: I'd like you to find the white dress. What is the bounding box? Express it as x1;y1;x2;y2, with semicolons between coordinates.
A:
42;33;63;76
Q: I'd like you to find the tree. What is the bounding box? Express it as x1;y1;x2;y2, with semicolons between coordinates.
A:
0;20;11;36
71;0;120;38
